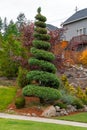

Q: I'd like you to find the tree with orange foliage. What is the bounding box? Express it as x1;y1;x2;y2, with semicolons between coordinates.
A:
79;49;87;65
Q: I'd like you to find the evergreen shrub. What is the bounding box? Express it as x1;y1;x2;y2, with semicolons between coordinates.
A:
30;47;55;61
29;58;56;73
17;67;29;88
15;96;25;109
23;85;61;101
33;40;50;50
26;70;60;88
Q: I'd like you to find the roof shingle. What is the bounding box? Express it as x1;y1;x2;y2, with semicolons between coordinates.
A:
63;8;87;25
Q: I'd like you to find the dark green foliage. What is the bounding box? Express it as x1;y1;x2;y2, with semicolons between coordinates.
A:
0;17;3;32
16;13;26;29
33;40;50;50
29;58;56;73
17;67;30;88
35;14;47;22
37;7;41;14
15;96;25;109
72;98;84;109
30;47;55;61
0;21;21;78
0;59;18;79
0;39;20;78
54;102;67;109
4;21;19;39
34;27;47;34
27;70;60;88
34;33;50;41
35;21;46;28
23;85;61;101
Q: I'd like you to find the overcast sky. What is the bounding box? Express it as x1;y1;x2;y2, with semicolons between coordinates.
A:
0;0;87;27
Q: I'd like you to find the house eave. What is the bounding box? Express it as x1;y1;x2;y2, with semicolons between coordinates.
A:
63;16;87;26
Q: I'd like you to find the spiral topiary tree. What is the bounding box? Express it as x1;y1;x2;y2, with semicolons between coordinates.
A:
23;7;61;102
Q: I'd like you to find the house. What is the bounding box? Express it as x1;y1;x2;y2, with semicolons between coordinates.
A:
63;8;87;51
46;24;58;32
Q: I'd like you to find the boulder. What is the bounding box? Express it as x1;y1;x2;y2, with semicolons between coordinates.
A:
60;109;68;116
55;106;60;112
41;106;56;117
83;105;87;112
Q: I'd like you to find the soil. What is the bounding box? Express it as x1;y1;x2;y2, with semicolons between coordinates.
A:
8;103;43;117
7;88;44;117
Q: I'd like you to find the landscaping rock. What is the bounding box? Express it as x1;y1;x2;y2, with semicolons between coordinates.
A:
60;109;68;116
41;106;56;117
66;105;77;113
83;105;87;112
27;113;31;116
56;112;61;116
31;113;37;117
55;106;60;112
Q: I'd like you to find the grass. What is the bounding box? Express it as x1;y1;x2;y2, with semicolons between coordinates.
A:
55;112;87;123
0;118;87;130
0;86;17;111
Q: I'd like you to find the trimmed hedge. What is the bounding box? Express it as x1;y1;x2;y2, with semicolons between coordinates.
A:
35;14;47;22
34;27;47;34
23;85;61;101
35;21;46;28
29;58;56;73
34;33;50;41
30;47;55;61
26;70;60;89
33;40;50;50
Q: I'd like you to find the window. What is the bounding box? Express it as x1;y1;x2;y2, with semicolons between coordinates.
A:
80;28;82;35
77;29;79;35
83;28;86;34
77;28;86;35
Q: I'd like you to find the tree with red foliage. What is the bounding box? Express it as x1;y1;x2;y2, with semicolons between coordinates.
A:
49;28;65;72
20;23;34;49
49;29;64;51
14;23;34;70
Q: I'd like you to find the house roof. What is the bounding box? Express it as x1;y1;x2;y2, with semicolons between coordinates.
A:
63;8;87;25
46;24;58;31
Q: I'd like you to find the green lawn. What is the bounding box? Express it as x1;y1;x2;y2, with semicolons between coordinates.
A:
56;112;87;123
0;86;17;111
0;118;86;130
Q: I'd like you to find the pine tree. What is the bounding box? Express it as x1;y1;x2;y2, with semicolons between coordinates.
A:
0;17;3;32
23;7;61;102
16;13;27;29
3;17;8;32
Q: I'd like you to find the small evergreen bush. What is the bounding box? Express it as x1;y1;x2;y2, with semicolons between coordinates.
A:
15;96;25;109
54;101;67;109
72;97;84;109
